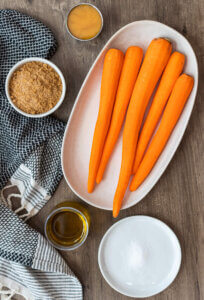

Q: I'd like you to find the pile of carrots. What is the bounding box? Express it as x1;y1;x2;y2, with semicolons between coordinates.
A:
88;38;194;217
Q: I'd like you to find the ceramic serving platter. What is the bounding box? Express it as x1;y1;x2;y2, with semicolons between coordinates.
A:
62;20;198;211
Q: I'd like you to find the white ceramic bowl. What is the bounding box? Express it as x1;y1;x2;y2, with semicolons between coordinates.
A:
98;216;182;298
62;20;198;211
5;57;66;118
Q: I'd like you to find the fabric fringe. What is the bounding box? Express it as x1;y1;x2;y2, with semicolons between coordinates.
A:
0;164;50;220
0;282;29;300
1;184;30;221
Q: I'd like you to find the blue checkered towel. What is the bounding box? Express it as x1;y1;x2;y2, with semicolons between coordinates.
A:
0;9;82;300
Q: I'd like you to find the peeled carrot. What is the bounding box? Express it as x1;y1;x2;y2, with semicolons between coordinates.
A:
96;46;143;184
113;38;172;218
133;51;185;173
88;49;124;193
130;74;194;191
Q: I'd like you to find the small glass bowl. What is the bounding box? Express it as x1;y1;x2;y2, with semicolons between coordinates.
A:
44;203;90;251
66;3;103;41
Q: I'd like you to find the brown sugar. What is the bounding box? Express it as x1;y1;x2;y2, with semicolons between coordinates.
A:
9;61;63;115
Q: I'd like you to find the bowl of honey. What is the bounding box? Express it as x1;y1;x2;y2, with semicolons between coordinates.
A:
66;3;103;41
45;202;90;250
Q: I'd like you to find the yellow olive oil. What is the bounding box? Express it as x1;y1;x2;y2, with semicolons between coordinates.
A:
46;202;90;249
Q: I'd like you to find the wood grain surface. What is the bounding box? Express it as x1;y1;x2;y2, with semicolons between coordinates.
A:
0;0;203;299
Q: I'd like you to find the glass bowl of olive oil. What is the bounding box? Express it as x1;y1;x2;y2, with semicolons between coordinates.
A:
45;202;90;250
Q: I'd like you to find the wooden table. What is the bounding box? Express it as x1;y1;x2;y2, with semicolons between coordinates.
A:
1;0;203;299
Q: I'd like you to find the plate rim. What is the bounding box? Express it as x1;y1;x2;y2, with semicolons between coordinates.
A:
98;215;182;298
61;20;198;211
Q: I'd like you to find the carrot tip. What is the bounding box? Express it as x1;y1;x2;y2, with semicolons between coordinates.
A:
96;176;102;184
129;184;136;192
129;179;138;191
87;185;94;193
112;210;119;218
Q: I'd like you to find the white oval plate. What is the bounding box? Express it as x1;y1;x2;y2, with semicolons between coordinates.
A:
98;216;182;298
62;20;198;210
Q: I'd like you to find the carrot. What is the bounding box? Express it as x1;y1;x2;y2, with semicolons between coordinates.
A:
130;74;194;191
113;38;172;217
133;51;185;173
96;46;143;184
88;48;124;193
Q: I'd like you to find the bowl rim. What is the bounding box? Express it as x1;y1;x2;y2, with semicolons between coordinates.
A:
5;57;66;118
66;3;104;41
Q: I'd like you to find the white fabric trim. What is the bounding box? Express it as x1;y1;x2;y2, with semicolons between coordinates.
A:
10;164;49;201
0;275;34;300
3;164;51;218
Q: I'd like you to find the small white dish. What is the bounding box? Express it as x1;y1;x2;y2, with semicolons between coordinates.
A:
5;57;66;118
98;216;181;298
62;20;198;211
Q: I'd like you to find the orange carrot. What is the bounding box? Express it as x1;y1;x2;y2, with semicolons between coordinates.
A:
96;46;143;184
133;51;185;173
113;38;172;217
130;74;194;191
88;49;124;193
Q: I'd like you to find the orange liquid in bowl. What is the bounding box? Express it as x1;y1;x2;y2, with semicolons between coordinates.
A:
67;4;102;40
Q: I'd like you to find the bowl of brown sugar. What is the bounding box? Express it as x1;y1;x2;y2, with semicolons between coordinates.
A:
5;58;66;118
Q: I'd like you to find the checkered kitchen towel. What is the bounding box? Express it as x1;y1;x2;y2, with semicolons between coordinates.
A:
0;10;82;300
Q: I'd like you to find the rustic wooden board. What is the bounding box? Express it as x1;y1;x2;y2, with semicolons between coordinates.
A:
0;0;203;299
